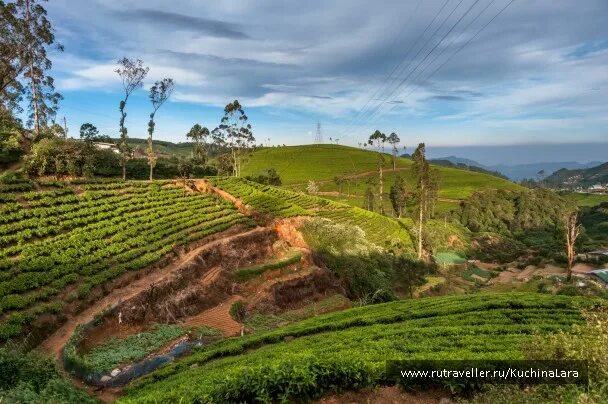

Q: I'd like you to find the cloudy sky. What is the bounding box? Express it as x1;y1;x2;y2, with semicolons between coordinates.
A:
45;0;608;156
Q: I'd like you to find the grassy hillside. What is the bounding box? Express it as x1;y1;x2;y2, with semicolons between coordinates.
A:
241;144;522;214
241;144;412;184
0;179;251;341
122;293;593;403
209;177;414;252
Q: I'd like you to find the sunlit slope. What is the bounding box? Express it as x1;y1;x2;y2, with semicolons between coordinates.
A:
121;293;594;403
242;144;410;184
242;144;522;200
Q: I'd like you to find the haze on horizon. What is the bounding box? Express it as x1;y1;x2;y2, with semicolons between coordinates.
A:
42;0;608;163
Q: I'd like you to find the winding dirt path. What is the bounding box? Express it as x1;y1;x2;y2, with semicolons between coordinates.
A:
38;226;266;360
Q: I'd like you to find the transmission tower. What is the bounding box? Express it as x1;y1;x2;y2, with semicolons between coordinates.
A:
314;121;323;144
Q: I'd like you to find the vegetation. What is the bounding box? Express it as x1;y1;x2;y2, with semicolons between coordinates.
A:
211;100;254;177
121;293;596;403
0;347;94;403
229;300;247;322
146;78;174;181
70;324;186;374
0;180;251;341
233;252;302;282
115;57;149;180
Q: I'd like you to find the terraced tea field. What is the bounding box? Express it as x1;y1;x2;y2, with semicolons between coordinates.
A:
209;177;414;251
121;293;595;403
0;179;252;341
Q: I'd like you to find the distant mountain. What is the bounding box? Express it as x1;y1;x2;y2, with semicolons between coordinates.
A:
545;162;608;188
434;156;486;168
487;161;604;181
431;155;607;181
429;158;509;180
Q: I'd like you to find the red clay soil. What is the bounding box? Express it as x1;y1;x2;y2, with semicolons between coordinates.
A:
181;295;244;336
38;227;265;360
316;386;450;404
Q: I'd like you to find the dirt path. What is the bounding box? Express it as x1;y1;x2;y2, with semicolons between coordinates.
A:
182;295;244;336
38;227;265;359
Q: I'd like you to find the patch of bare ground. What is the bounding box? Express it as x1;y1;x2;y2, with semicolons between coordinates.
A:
38;226;269;360
488;268;518;284
572;262;597;274
534;264;566;276
316;386;451;404
475;261;501;270
182;295;244;336
515;265;538;281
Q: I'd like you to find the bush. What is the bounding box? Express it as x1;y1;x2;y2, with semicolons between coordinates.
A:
0;348;94;403
229;300;247;322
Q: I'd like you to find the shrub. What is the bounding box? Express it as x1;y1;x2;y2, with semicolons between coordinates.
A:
229;300;247;322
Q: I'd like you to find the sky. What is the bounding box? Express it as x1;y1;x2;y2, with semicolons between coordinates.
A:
42;0;608;162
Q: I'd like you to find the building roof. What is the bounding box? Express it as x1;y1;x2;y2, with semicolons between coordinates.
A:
590;269;608;283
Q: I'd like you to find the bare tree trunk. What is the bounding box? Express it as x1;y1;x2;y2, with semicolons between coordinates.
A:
565;212;580;282
418;183;424;260
25;0;40;138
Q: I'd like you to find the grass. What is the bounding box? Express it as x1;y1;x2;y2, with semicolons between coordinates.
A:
562;192;608;207
244;294;351;332
241;144;521;203
233;252;302;282
434;252;467;266
78;324;186;373
121;293;597;403
459;267;495;283
241;144;411;185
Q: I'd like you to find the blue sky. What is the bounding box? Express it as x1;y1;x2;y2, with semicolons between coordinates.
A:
41;0;608;160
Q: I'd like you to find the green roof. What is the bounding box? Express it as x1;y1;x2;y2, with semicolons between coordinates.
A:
434;252;466;265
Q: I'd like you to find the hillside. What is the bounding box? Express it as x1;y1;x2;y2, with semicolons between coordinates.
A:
242;144;522;213
545;161;608;188
121;293;594;402
0;179;253;343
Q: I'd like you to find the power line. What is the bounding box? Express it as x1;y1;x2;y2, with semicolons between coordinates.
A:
355;0;517;137
356;0;482;132
354;0;463;127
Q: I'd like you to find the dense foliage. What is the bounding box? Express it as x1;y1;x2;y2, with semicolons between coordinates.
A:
460;188;571;235
121;293;594;403
0;348;94;403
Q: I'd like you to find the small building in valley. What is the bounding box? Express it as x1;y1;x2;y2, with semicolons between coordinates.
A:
589;269;608;287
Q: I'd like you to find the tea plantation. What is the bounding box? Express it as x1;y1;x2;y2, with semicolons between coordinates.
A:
121;293;596;403
0;179;252;341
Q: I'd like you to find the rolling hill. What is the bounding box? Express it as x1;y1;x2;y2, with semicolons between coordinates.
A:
241;144;523;213
545;162;608;188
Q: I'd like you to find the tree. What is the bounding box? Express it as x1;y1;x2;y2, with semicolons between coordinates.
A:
428;169;441;219
1;0;62;137
186;123;210;165
147;78;174;181
389;174;408;218
79;122;99;142
368;130;387;214
363;187;375;212
115;57;148;180
211;100;254;177
0;0;62;139
564;210;581;282
412;143;430;260
386;132;400;171
177;156;193;186
394;256;427;298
